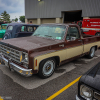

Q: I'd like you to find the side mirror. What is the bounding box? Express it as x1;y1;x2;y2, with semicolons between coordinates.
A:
71;37;76;41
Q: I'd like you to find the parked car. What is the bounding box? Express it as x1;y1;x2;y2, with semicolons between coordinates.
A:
76;62;100;100
0;24;8;39
2;23;39;40
0;23;100;78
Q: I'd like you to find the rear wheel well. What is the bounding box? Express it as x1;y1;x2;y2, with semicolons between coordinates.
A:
95;32;100;36
53;56;60;67
94;45;97;51
90;46;97;51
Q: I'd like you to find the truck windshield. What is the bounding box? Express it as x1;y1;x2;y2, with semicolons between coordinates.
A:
32;25;66;40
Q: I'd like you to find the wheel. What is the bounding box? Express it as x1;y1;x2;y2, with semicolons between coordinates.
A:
88;47;95;59
38;58;56;79
3;33;10;40
3;35;8;40
95;32;100;36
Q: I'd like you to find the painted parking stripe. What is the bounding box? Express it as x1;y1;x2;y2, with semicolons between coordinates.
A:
0;97;3;100
46;76;81;100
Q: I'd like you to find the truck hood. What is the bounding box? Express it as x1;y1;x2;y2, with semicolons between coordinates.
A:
80;62;100;91
0;36;62;51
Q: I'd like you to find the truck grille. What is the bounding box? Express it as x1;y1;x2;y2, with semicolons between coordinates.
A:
0;44;21;63
94;92;100;100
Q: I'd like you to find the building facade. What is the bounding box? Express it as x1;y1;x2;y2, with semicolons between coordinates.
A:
25;0;100;25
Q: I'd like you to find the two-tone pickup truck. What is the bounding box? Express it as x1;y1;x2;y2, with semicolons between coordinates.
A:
0;23;100;78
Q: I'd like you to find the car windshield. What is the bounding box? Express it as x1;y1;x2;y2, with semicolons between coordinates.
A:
1;25;7;29
32;25;66;40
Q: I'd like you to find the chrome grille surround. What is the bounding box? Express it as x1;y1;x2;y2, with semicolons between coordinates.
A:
0;44;28;64
94;92;100;100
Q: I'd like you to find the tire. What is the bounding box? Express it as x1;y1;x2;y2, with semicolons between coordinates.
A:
3;33;10;40
3;35;8;40
38;58;56;79
95;32;100;36
88;47;95;59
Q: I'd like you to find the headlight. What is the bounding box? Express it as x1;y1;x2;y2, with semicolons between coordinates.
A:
21;53;28;63
25;54;28;62
80;85;93;99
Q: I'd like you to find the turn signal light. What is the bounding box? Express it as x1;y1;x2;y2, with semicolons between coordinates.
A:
36;59;37;66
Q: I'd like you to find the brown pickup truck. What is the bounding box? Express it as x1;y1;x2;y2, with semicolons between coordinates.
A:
0;23;100;78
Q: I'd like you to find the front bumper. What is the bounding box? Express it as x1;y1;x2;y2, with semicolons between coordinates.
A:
0;54;33;77
76;95;84;100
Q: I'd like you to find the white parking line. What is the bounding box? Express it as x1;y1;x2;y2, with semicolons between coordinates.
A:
0;63;75;89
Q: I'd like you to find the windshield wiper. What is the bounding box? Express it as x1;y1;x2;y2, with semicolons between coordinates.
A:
45;35;52;37
44;35;55;39
33;34;40;36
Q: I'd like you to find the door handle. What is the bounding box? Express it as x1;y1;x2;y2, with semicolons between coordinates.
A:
59;44;64;47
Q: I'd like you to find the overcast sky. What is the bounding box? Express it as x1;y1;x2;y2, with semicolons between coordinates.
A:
0;0;25;20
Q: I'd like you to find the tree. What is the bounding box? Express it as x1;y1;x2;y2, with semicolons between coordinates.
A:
19;16;25;23
1;11;10;22
15;18;18;22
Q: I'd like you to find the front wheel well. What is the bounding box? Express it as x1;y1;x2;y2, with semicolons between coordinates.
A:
39;56;60;68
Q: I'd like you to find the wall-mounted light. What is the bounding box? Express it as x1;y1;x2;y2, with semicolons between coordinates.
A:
38;0;42;1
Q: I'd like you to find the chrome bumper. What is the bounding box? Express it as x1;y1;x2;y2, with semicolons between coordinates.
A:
76;95;82;100
0;54;33;77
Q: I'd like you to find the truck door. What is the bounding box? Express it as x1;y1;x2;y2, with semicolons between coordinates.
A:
65;26;83;59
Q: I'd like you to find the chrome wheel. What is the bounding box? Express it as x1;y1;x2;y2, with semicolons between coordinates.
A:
42;60;55;76
90;47;95;58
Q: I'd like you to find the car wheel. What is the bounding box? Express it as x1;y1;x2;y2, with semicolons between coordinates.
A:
38;58;56;79
3;35;8;40
95;32;100;36
88;47;95;59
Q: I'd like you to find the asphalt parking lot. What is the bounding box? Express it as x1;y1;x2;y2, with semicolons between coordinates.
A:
0;50;100;100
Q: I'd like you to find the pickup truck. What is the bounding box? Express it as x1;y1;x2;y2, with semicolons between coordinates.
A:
0;23;100;78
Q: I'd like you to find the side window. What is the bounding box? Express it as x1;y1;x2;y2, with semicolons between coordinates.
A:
78;22;82;27
66;27;80;40
34;27;37;31
27;26;38;32
7;26;13;30
21;26;27;32
27;26;34;32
